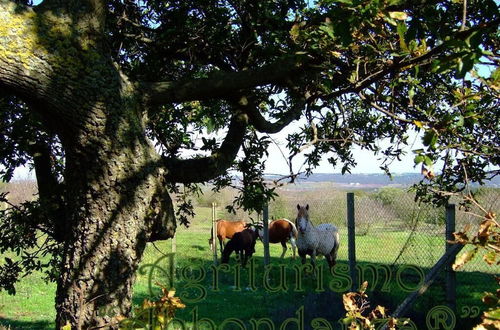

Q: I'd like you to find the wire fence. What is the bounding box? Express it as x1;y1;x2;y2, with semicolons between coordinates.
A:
263;187;499;274
169;185;498;314
263;186;499;310
180;185;498;274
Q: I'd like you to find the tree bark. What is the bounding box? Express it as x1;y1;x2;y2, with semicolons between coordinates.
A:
55;102;175;328
0;3;175;327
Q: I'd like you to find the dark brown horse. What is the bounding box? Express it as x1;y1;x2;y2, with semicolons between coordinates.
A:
221;228;258;266
208;219;247;252
257;219;298;259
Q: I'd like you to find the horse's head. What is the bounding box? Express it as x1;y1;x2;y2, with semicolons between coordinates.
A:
296;204;310;234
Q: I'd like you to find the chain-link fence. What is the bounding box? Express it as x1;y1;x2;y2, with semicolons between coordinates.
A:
264;186;498;272
263;185;499;313
160;185;498;326
177;185;498;275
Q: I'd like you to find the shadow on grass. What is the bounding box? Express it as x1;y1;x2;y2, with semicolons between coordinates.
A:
132;254;495;329
191;245;206;251
0;318;53;330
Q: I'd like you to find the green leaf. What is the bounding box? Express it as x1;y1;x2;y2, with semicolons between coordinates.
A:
397;22;408;51
61;321;72;330
387;0;404;5
204;117;216;134
389;11;408;20
455;55;475;79
423;155;433;167
422;130;437;148
319;24;335;40
453;248;477;270
408;86;415;103
290;23;300;41
413;120;424;128
483;251;496;265
491;67;500;81
483;307;500;320
413;154;424;164
464;30;482;48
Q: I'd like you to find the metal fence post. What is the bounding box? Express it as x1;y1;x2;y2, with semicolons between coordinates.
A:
212;202;218;266
446;203;456;311
263;203;270;266
347;192;357;291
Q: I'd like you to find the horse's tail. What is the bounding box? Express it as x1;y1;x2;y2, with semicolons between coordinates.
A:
209;223;214;251
331;227;340;262
282;218;298;239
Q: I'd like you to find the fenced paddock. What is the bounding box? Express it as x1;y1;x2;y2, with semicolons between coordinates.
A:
153;185;499;329
0;185;498;329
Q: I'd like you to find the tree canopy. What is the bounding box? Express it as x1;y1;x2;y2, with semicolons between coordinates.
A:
0;0;498;327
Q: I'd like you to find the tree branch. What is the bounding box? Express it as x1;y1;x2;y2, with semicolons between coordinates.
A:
163;112;248;183
321;18;500;101
238;94;307;134
141;55;312;105
38;0;107;35
29;139;67;242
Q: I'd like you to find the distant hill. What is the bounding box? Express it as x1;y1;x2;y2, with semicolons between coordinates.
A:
264;172;500;188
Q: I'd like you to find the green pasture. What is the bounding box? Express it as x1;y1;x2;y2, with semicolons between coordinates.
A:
0;207;496;329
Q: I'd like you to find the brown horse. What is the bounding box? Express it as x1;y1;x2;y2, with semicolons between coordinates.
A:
208;219;247;252
257;219;298;259
221;228;258;266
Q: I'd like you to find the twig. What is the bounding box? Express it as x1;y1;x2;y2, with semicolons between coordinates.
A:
358;92;415;124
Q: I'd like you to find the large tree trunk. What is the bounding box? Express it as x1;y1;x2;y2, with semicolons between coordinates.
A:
0;3;247;328
55;101;175;328
0;3;175;326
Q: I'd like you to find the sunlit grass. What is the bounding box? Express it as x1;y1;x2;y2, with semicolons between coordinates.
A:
0;202;497;329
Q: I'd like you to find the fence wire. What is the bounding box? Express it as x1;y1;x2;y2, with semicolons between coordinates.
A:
176;185;498;275
169;185;498;318
264;187;499;275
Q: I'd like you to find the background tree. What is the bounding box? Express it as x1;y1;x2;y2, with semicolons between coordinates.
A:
0;0;498;328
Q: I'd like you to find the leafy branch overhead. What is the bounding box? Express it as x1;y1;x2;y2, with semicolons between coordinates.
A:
1;0;498;209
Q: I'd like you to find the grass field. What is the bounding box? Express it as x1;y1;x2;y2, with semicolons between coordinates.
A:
0;205;497;329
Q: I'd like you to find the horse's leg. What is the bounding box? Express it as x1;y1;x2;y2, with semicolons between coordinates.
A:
219;238;224;253
290;237;296;259
325;254;334;269
243;250;250;267
239;250;245;266
311;250;317;278
328;246;338;268
280;241;287;259
332;233;340;266
299;250;306;265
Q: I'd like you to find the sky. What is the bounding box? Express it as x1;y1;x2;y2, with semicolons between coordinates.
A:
262;124;422;176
